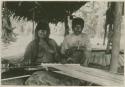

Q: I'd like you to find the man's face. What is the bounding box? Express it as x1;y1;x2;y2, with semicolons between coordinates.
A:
38;30;48;39
73;24;83;35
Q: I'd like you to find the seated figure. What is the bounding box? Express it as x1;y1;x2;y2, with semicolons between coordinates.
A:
23;22;59;66
61;17;92;66
23;22;64;85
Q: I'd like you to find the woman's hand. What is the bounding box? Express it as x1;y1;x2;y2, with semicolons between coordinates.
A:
39;39;55;54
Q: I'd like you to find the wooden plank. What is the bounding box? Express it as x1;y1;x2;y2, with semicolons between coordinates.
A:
56;66;123;86
68;66;123;81
65;65;123;83
42;64;123;86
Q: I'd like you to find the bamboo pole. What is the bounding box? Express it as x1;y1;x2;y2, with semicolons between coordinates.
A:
110;2;123;73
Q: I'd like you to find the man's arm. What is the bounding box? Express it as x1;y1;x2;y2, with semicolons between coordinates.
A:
49;39;61;62
81;35;92;66
83;50;91;66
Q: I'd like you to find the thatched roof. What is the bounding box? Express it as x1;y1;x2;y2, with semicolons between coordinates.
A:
3;1;87;23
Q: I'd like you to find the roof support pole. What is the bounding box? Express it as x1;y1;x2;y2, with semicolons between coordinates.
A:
110;2;123;73
64;11;70;36
32;9;35;40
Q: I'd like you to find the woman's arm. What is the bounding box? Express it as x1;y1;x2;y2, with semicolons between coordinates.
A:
22;42;33;66
49;39;61;62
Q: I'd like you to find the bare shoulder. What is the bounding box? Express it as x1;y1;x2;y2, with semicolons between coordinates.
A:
64;33;74;40
49;38;57;45
27;40;36;47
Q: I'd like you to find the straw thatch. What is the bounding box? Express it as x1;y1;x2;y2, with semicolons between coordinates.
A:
3;1;87;23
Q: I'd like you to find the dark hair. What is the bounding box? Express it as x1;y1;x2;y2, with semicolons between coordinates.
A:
32;22;50;62
35;22;50;40
72;17;84;28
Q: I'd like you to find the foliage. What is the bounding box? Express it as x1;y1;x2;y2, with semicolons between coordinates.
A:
1;8;17;43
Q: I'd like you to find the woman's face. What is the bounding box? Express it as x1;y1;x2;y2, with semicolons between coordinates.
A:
73;24;83;35
38;30;48;39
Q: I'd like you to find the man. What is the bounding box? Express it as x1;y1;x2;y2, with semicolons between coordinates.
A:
61;17;91;66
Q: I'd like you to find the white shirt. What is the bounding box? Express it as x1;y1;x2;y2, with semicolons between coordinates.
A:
61;33;91;54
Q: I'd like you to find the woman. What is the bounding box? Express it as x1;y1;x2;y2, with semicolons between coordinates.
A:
23;22;63;85
23;22;60;65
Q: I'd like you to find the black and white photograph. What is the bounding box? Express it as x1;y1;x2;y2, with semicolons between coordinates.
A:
1;0;124;86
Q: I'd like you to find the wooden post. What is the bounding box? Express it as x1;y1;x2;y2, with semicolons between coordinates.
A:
32;9;35;40
64;11;70;36
110;2;123;73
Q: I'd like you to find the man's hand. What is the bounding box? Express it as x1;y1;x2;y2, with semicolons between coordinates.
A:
67;57;74;63
65;46;77;56
78;46;86;50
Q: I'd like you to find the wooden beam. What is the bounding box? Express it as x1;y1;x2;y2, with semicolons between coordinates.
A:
110;2;123;73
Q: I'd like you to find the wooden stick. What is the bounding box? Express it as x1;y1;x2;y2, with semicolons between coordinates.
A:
1;75;31;81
